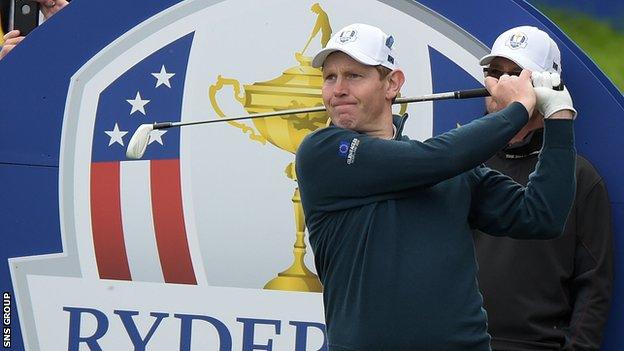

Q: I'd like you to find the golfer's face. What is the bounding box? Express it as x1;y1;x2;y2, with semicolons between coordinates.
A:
322;52;387;132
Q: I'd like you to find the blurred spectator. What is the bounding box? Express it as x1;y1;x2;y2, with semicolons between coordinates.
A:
0;0;69;60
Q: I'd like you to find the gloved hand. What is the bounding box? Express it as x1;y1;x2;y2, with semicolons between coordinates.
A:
532;71;577;119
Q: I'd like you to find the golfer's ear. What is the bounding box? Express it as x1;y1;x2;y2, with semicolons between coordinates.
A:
387;69;405;100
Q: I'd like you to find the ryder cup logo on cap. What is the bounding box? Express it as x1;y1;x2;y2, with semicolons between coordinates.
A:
508;32;528;49
479;25;562;74
312;23;397;70
339;29;357;43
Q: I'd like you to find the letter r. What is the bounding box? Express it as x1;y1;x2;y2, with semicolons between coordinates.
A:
63;307;109;351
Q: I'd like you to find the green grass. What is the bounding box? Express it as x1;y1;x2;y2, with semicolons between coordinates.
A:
536;6;624;93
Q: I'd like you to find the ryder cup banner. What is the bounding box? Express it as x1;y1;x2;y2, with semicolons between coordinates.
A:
1;0;623;350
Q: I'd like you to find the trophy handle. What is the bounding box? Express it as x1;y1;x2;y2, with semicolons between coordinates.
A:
209;75;267;144
396;91;408;115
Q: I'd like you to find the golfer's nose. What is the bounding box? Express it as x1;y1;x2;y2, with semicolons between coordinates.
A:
333;76;347;96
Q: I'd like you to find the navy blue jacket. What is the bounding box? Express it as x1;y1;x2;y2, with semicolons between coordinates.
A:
296;102;576;351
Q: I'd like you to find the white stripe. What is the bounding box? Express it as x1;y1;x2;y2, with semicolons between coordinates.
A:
179;128;208;286
120;160;164;282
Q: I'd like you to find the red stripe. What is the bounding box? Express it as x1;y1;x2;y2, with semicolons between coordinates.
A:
91;162;132;280
151;159;197;284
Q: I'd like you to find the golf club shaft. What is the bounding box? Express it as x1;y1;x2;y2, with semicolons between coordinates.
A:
154;87;489;130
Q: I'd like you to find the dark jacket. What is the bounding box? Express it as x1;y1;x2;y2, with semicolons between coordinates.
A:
474;129;614;351
296;103;576;351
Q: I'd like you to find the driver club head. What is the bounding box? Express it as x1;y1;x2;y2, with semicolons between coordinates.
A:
126;124;154;159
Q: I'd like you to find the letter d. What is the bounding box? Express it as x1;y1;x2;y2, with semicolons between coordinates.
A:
290;321;327;351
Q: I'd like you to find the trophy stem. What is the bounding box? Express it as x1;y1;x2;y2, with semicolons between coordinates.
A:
264;187;323;292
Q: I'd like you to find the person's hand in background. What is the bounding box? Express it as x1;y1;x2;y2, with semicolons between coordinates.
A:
0;30;24;60
0;0;69;61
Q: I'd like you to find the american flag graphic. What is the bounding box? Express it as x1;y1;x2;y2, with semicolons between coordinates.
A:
89;33;197;284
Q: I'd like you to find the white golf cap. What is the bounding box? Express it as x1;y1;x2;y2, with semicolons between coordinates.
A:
480;26;561;74
312;23;397;69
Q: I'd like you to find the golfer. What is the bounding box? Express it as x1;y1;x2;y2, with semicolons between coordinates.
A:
296;23;577;351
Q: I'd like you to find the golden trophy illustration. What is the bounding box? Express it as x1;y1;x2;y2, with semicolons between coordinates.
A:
208;4;333;293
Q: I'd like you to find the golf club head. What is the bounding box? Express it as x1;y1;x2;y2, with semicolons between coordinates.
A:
126;124;154;159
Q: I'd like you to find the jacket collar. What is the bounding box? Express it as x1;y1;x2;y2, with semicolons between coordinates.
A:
326;113;409;140
498;128;543;159
392;113;409;140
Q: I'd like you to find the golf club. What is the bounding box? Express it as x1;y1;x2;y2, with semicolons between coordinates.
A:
126;87;490;159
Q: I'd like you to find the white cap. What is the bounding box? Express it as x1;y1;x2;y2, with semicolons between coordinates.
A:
480;26;561;74
312;23;397;69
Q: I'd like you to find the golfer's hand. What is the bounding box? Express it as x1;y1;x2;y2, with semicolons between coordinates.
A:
532;71;576;120
34;0;69;19
485;69;536;117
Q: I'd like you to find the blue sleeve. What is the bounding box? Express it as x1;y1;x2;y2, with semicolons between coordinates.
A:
468;119;576;239
296;102;528;212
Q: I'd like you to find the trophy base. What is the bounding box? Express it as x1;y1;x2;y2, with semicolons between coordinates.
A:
264;270;322;293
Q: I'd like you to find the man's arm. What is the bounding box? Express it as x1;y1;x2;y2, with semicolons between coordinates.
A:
296;102;528;211
297;69;539;212
468;72;577;238
468;118;576;239
563;176;614;351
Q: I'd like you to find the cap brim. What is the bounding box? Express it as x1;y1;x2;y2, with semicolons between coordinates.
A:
479;52;545;73
312;47;383;68
312;48;337;68
478;54;499;67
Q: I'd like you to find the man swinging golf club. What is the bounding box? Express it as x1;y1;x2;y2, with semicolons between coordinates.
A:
295;23;577;351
